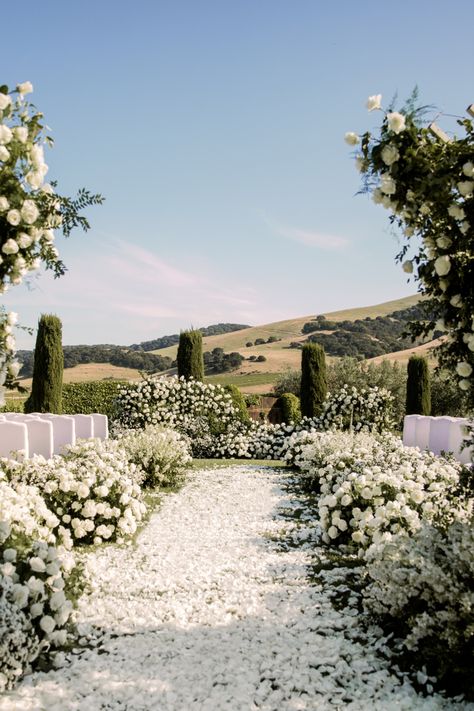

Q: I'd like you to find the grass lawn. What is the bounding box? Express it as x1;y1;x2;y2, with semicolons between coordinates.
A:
189;458;287;469
205;372;280;389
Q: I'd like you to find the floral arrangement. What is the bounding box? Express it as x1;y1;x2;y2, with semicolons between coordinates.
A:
0;80;103;399
319;384;395;432
363;520;474;696
290;430;468;552
0;474;80;690
346;92;474;403
3;438;146;546
116;425;192;489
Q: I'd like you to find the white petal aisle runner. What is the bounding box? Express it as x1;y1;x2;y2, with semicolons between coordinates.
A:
2;467;472;710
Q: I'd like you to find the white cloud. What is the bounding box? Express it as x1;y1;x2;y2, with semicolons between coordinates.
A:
262;214;349;250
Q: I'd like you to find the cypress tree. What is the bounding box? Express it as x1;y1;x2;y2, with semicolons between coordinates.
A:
300;343;327;417
25;314;64;413
177;329;204;381
406;355;431;415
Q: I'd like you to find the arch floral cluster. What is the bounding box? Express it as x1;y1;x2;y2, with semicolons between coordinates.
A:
345;93;474;402
0;81;103;400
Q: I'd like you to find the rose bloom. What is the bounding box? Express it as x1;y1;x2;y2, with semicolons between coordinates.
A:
7;311;18;325
2;238;19;255
17;81;33;95
366;94;382;111
387;112;406;134
0;124;13;144
434;255;451;276
436;235;452;249
0;93;12;110
456;361;473;378
20;199;39;224
0;196;9;211
463;161;474;177
459;379;470;391
6;210;21;226
344;132;359;146
26;171;44;189
448;204;465;221
0;145;10;161
402;260;413;274
17;232;32;248
381;144;399;166
457;180;474;197
380;173;396;195
13;126;28;143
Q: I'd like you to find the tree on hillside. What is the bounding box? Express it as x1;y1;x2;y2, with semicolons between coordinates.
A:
177;329;204;380
24;314;63;413
300;343;327;417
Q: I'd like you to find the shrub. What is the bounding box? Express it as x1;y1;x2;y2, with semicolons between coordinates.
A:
364;521;474;698
406;356;431;415
274;369;301;397
320;384;395;433
224;384;250;423
61;380;126;419
277;393;301;424
24;315;63;414
0;473;80;689
4;439;146;546
300;343;327;417
0;398;24;413
254;338;266;345
177;330;204;381
117;425;191;489
256;355;267;362
246;342;253;347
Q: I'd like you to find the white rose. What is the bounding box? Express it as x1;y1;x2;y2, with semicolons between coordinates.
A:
0;125;13;144
344;132;359;146
29;556;47;572
17;81;33;95
448;204;465;221
459;379;470;391
0;145;10;161
12;584;29;608
387;112;406;134
402;260;413;274
380;173;396;195
3;548;16;561
6;209;20;226
8;361;21;378
456;361;472;378
381;144;400;166
2;238;19;255
0;197;9;211
17;232;32;248
39;615;56;634
26;171;44;189
434;255;451;276
450;294;462;307
30;602;44;618
13;126;28;143
457;180;474;197
7;311;18;325
460;222;470;235
0;93;12;110
366;94;382;111
462;161;474;178
20;199;39;225
436;236;452;249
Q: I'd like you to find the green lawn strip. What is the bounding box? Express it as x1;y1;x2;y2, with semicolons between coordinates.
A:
188;458;288;470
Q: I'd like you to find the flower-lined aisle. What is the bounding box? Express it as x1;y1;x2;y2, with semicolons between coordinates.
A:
1;466;471;710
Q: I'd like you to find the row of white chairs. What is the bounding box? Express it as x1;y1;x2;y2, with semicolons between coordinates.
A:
403;415;473;464
0;413;108;461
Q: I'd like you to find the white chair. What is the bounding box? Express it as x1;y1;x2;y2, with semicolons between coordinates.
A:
402;415;421;447
0;421;29;460
24;419;54;459
72;414;94;439
91;413;108;440
38;414;76;454
414;415;435;451
428;416;457;456
447;418;473;465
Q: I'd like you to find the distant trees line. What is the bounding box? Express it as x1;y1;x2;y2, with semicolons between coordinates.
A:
130;323;250;352
298;304;439;359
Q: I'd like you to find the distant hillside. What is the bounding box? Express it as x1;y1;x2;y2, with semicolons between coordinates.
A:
129;323;250;352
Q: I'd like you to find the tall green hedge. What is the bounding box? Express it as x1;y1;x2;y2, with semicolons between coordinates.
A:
223;383;250;423
300;343;327;417
61;380;127;419
25;314;63;413
406;356;431;415
277;392;301;423
177;330;204;381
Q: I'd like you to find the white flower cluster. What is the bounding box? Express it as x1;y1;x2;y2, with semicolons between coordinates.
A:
364;520;474;656
0;473;78;690
115;425;192;489
117;375;238;437
0;82;64;293
290;430;468;552
0;309;21;404
4;438;146;546
319;384;395;432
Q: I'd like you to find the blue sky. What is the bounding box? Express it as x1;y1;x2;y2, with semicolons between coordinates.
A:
2;0;473;347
